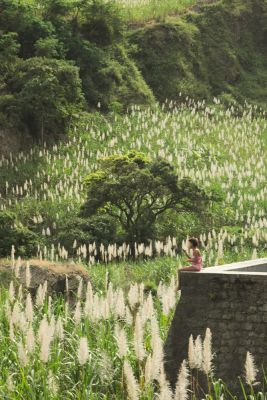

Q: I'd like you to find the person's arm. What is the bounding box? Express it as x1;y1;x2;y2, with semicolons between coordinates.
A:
183;249;191;259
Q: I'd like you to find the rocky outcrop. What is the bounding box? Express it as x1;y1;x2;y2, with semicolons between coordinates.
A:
0;258;90;298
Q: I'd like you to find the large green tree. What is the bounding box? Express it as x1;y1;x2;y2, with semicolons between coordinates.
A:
5;57;84;141
81;151;212;256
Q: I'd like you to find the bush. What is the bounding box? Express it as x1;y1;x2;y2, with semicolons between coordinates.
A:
0;211;40;258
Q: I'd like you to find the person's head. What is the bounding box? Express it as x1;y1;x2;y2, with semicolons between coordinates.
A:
188;237;199;249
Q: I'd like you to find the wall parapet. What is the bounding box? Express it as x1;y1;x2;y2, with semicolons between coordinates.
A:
164;258;267;391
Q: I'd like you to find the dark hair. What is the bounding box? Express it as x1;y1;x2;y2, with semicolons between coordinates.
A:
188;237;199;248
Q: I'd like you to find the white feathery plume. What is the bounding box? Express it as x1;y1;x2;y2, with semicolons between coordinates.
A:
38;315;48;343
55;317;64;340
19;310;28;334
25;293;33;323
42;280;48;299
114;324;128;358
107;282;114;310
245;351;258;385
188;335;196;370
144;354;153;384
114;289;126;318
35;284;43;307
84;281;93;317
125;306;133;325
194;335;203;370
9;281;15;303
48;296;52;318
9;318;14;341
159;364;173;400
151;315;164;380
17;341;28;367
26;324;35;354
123;360;140;400
38;315;54;363
138;283;144;305
174;360;190;400
25;262;31;288
77;337;89;366
17;285;23;302
143;292;154;321
77;276;83;299
74;301;82;325
65;275;69;294
134;312;146;361
49;315;56;337
202;328;214;376
128;283;139;311
40;330;52;363
11;301;20;325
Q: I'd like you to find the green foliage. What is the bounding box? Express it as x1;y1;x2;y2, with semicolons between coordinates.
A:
0;211;40;257
0;0;154;142
79;0;124;46
1;99;266;262
0;0;267;143
130;0;267;106
55;214;118;255
81;150;212;250
117;0;197;23
34;36;65;58
1;57;84;140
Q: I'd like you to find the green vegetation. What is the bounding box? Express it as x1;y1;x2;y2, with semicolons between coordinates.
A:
130;0;267;106
0;2;266;399
0;0;153;142
0;100;266;265
81;151;213;255
0;0;267;148
116;0;197;23
0;262;265;399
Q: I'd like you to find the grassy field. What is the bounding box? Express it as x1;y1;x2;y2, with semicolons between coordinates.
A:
0;98;267;398
115;0;197;23
0;99;266;266
0;259;264;399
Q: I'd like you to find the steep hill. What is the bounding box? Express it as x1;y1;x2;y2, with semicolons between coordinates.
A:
129;0;267;106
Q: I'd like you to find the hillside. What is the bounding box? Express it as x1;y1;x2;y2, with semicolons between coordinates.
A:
1;100;266;265
0;0;266;156
129;0;267;105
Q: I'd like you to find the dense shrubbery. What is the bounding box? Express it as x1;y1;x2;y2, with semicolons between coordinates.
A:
0;0;153;142
0;211;40;258
129;0;267;107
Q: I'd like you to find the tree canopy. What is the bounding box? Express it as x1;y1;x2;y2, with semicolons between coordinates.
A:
0;0;153;142
81;151;212;255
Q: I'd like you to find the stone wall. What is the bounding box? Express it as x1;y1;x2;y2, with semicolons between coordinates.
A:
164;258;267;391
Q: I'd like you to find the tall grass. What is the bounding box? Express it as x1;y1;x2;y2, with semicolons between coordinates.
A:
0;99;266;265
116;0;197;23
1;263;267;399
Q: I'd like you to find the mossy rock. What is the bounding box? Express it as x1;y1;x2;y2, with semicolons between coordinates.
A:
0;259;90;299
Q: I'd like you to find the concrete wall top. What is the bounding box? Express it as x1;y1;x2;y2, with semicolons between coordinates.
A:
183;257;267;276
